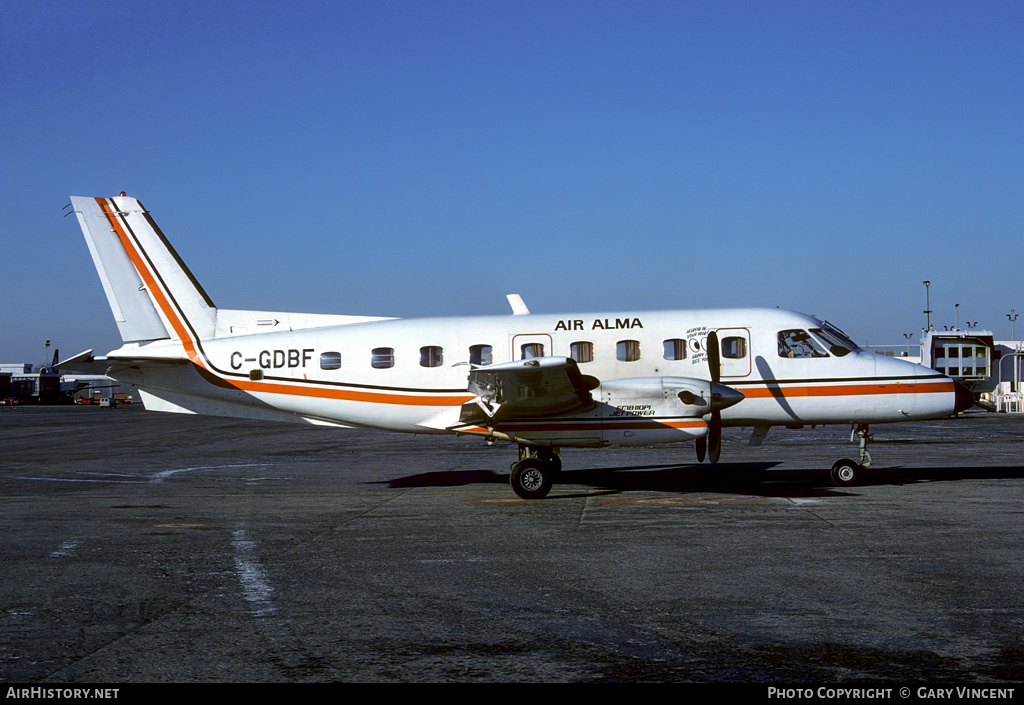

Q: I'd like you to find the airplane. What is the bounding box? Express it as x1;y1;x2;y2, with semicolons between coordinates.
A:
66;194;974;499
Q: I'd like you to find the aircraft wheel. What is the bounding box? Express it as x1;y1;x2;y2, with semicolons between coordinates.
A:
830;459;861;487
510;458;553;500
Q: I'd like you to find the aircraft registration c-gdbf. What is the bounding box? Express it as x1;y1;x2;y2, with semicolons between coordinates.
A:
230;349;315;370
66;195;974;499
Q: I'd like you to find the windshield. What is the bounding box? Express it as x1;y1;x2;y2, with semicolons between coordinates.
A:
810;322;860;357
778;329;828;358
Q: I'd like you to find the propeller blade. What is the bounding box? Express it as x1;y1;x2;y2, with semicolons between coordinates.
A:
692;332;738;465
707;330;720;384
708;410;722;464
706;331;722;463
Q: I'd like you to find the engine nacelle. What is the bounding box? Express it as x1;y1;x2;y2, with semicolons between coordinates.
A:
469;372;743;450
593;376;709;446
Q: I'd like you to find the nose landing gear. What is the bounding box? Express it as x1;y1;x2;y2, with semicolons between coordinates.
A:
830;423;873;487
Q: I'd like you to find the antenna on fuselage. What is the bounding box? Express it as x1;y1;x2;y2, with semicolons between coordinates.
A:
507;294;530;316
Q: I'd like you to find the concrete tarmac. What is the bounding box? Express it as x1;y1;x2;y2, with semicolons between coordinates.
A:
2;405;1023;683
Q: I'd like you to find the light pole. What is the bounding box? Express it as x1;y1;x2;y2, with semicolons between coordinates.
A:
1017;337;1023;397
903;333;913;358
1009;310;1018;340
923;281;932;332
955;303;959;330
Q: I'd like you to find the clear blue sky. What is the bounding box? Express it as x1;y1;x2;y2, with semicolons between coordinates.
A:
2;0;1022;367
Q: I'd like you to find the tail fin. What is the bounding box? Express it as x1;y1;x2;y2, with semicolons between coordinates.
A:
71;195;217;353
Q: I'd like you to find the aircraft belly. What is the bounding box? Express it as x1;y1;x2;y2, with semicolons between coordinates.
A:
117;363;465;433
244;391;459;433
481;415;707;448
601;422;707;447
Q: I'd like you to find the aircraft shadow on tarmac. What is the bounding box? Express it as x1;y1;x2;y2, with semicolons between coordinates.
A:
387;463;1024;499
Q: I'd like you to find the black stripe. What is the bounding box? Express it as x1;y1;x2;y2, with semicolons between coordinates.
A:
120;201;469;397
138;201;217;308
114;200;949;401
227;371;469;395
725;374;949;387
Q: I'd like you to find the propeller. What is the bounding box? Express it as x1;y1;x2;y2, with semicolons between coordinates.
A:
706;330;722;463
695;330;743;464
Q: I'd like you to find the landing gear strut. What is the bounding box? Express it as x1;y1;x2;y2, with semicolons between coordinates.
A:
510;445;560;499
830;423;873;487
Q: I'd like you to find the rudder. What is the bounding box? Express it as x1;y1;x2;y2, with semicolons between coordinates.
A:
72;195;217;350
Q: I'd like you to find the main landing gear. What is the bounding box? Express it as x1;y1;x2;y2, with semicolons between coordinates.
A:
830;423;873;488
510;446;561;500
510;423;878;496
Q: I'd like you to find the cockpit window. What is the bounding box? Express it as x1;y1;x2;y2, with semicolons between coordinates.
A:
778;329;828;358
811;323;858;357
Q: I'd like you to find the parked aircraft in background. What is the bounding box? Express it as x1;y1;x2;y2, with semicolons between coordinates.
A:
67;195;973;498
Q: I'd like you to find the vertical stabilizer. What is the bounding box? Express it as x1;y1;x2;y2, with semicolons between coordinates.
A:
71;195;218;349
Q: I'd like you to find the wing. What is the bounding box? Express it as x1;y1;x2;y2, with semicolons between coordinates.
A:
458;357;599;426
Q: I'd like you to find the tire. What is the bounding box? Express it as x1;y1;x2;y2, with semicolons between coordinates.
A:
537;449;562;476
510;458;553;500
830;459;861;487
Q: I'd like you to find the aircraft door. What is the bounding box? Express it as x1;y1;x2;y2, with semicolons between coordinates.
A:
716;328;751;378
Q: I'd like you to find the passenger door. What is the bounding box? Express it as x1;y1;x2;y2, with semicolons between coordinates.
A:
716;328;751;378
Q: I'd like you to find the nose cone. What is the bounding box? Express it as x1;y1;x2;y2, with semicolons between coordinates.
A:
710;382;745;412
953;379;975;414
879;354;975;420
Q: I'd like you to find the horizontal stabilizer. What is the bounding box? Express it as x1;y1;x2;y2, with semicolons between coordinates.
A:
138;389;354;428
214;309;396;337
54;349;98;372
52;345;190;376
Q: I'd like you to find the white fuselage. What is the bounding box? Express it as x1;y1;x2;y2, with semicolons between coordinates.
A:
70;193;965;475
116;307;960;443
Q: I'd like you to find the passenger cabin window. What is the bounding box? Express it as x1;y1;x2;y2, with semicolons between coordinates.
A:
778;330;827;358
320;351;342;370
371;347;394;369
663;338;686;360
617;340;641;362
521;342;545;359
570;341;594;363
420;346;443;368
470;344;493;366
721;336;747;359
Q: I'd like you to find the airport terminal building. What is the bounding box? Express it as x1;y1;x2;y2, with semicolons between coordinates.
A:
0;363;135;405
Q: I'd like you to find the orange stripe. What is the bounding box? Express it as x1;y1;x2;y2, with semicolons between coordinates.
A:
99;198;952;413
231;378;472;407
96;199;203;366
738;381;955;399
97;199;470;408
